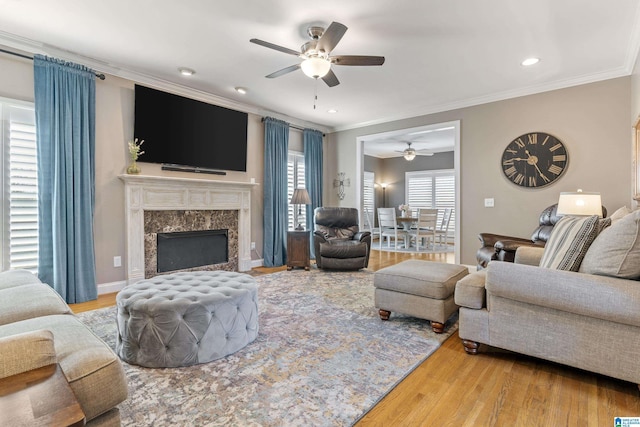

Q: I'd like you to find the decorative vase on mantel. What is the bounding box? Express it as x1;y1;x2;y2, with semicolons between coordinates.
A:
127;160;141;175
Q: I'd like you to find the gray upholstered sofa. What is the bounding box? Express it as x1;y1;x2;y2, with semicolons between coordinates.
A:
456;239;640;386
0;270;128;425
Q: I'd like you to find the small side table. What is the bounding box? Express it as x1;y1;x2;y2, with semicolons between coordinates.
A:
287;230;310;270
0;363;85;426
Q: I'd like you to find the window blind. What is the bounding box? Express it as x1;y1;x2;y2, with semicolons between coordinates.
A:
406;170;455;235
287;152;306;230
2;102;38;272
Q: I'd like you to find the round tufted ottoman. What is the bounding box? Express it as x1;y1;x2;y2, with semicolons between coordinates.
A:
115;271;258;368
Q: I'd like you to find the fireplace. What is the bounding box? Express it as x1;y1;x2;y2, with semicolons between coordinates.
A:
144;209;238;278
120;174;256;284
157;229;228;273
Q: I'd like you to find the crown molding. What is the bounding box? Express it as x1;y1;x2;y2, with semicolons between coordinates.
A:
0;30;331;134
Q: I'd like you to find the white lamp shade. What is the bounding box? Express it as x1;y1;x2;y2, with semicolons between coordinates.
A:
557;190;602;217
301;57;331;78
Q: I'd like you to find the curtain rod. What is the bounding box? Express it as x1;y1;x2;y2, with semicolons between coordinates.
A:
261;117;325;137
0;48;106;80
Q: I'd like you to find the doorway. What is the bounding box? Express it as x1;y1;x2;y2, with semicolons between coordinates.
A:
355;120;461;264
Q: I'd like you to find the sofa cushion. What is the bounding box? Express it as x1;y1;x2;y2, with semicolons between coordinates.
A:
454;271;486;309
539;215;600;271
0;282;71;326
579;209;640;279
0;269;42;290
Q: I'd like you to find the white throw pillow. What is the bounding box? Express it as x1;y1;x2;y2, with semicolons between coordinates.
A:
609;206;632;223
579;210;640;279
539;215;600;271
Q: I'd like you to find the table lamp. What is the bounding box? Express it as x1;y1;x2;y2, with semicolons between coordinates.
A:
557;189;603;217
290;188;312;230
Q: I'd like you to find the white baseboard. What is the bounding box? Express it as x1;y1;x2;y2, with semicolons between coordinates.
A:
98;280;126;295
251;259;264;268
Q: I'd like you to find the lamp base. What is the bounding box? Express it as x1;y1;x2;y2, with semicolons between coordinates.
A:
295;224;305;231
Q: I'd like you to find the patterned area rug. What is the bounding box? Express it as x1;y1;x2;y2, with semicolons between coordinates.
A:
78;268;458;426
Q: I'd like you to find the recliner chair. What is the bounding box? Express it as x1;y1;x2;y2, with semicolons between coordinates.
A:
476;203;608;270
313;207;372;270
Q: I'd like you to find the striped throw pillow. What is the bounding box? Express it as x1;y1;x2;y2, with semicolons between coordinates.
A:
539;215;600;271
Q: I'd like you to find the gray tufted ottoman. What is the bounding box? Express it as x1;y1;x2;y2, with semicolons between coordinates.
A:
115;271;258;368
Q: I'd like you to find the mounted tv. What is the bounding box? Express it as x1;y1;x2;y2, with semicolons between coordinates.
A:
134;84;248;172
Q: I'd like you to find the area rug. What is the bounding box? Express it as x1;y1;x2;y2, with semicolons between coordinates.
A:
78;268;458;426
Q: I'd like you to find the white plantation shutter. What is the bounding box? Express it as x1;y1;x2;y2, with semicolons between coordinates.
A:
287;152;305;230
406;169;455;235
363;171;375;229
1;101;38;272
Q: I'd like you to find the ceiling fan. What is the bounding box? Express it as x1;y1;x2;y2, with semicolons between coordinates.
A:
394;142;434;161
250;21;385;87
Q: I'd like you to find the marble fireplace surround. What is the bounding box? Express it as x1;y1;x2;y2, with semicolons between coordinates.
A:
120;174;256;284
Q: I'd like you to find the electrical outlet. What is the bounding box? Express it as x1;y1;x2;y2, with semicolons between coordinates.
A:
251;242;256;250
484;198;495;208
113;256;122;267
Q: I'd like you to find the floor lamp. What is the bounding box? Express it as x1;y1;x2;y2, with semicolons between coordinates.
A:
380;183;388;207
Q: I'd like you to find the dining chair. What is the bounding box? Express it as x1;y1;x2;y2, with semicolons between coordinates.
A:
364;207;379;239
377;207;407;249
435;208;453;245
409;208;438;251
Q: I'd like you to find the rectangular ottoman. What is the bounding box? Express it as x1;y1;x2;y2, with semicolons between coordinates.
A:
373;260;469;333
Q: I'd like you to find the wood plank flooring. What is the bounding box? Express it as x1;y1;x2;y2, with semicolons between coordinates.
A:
69;249;640;426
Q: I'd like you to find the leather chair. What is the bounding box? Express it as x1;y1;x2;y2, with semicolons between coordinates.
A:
476;203;608;270
313;207;372;270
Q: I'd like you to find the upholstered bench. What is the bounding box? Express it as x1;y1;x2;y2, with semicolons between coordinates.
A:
373;260;469;333
116;271;258;368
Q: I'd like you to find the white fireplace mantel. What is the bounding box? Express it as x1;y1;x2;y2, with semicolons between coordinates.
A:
119;174;257;284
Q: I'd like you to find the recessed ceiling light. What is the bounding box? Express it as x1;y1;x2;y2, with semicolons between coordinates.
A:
178;67;196;76
521;57;540;66
235;87;248;94
327;109;338;114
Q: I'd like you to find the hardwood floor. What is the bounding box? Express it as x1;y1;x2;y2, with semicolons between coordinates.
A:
69;249;640;426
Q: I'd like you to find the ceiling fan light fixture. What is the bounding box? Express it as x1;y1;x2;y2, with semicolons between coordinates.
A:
301;57;331;79
403;149;416;161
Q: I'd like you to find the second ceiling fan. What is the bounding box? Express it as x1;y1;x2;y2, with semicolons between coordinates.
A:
250;21;385;87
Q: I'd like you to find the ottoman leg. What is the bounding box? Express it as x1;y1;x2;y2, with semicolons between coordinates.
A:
431;321;445;333
379;309;391;320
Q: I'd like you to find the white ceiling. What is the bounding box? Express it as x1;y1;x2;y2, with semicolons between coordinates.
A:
0;1;639;137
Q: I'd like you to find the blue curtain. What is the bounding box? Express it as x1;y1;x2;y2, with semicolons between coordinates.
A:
304;128;323;258
34;55;97;303
263;117;289;267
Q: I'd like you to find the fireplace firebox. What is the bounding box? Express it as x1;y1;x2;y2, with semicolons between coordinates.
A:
157;229;228;273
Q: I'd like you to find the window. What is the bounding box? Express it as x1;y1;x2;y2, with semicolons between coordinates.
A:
287;151;305;230
406;169;455;234
363;171;375;230
0;99;38;273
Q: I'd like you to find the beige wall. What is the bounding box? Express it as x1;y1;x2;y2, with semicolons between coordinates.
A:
328;77;633;265
1;51;635;279
0;55;266;286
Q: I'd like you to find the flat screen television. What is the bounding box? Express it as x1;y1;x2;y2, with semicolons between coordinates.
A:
134;84;248;172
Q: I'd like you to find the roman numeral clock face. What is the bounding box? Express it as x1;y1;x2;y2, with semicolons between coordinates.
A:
501;132;568;188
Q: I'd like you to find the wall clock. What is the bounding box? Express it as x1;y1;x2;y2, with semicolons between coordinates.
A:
501;132;568;188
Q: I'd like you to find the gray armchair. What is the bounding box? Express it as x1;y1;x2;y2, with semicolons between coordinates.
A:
313;207;371;270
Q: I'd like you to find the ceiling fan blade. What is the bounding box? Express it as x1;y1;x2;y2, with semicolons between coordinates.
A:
265;64;301;78
321;69;340;87
331;55;385;66
250;38;301;57
316;22;348;54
